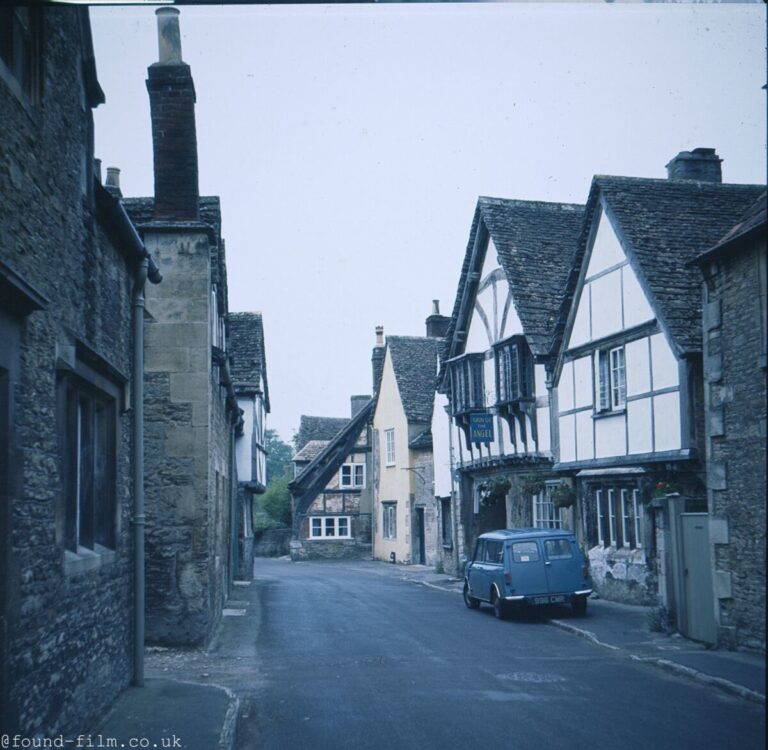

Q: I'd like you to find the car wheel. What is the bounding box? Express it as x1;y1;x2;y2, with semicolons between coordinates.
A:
492;590;507;620
463;581;480;609
572;595;588;616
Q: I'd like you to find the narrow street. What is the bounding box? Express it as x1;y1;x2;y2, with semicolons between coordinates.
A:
147;559;765;750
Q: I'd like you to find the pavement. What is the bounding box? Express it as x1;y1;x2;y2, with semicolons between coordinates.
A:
93;559;765;750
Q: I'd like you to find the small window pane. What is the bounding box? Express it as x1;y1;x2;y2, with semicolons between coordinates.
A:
511;541;540;563
325;517;335;536
311;518;322;537
338;517;349;537
544;539;573;559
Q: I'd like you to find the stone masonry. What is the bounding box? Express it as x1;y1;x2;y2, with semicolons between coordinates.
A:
0;6;139;736
700;225;766;651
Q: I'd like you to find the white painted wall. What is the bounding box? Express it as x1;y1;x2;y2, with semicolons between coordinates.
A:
432;392;453;498
236;396;253;482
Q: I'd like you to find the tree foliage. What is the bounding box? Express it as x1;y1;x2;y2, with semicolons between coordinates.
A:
265;428;293;483
262;474;292;527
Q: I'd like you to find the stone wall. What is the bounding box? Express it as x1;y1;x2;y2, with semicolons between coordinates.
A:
703;241;767;650
0;7;135;735
254;528;291;558
142;229;233;646
413;450;438;566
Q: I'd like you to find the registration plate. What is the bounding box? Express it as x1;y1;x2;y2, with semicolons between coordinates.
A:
533;595;566;605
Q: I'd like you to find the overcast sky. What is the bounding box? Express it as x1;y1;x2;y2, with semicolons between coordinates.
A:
90;1;766;444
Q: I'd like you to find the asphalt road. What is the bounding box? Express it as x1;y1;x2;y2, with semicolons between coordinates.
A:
231;559;764;750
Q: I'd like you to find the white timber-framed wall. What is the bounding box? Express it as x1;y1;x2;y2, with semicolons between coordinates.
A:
554;200;692;604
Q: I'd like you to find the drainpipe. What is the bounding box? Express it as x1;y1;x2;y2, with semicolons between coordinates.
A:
132;257;148;688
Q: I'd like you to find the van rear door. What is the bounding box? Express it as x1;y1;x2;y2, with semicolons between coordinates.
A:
507;539;548;596
542;536;582;595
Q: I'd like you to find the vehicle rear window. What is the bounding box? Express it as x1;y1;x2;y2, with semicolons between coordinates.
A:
511;541;539;563
544;538;573;559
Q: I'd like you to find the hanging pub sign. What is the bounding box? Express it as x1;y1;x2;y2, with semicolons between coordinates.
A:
469;412;494;444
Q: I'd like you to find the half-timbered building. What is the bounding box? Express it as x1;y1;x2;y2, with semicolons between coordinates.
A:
290;399;374;560
552;149;764;618
433;197;584;575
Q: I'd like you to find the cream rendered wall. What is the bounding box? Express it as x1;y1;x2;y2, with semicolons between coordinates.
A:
373;350;414;563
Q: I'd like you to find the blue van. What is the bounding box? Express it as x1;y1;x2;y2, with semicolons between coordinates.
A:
463;529;593;618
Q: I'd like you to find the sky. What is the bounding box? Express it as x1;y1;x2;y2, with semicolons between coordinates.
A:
90;1;766;444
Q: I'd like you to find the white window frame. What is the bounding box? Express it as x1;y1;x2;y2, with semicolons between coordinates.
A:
309;516;351;539
620;488;630;549
633;489;643;549
596;346;626;412
382;502;397;539
533;486;564;530
596;489;605;546
607;488;617;546
384;429;395;466
340;462;366;488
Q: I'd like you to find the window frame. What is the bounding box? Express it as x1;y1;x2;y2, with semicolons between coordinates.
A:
384;429;395;467
532;485;565;530
382;502;397;540
448;353;485;416
340;462;366;489
58;369;119;555
493;335;534;406
0;6;43;106
593;484;643;550
309;515;352;540
595;345;626;413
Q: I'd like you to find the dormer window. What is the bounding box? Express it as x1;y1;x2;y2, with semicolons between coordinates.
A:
494;336;533;405
448;354;485;416
340;462;365;489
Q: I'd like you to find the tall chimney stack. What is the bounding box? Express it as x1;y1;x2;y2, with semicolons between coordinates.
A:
665;148;722;184
371;326;385;395
146;8;199;221
425;300;451;338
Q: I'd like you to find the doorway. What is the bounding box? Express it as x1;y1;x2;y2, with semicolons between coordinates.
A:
416;507;425;565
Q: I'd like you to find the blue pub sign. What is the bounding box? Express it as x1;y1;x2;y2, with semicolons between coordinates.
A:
469;413;494;444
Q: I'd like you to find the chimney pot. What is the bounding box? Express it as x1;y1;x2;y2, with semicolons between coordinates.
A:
432;299;440;315
105;166;120;190
375;326;384;346
156;7;183;65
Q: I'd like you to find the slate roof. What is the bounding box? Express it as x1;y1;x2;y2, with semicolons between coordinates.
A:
581;176;766;354
387;336;441;424
294;416;350;452
227;311;269;410
440;197;585;383
696;191;767;262
293;440;330;463
408;427;433;451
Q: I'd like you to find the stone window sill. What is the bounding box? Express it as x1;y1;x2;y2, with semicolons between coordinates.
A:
64;543;116;576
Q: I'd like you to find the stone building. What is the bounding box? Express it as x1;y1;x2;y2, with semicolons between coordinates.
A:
694;192;767;650
290;399;375;560
433;199;584;577
228;311;270;579
372;311;446;566
123;8;241;646
0;5;160;735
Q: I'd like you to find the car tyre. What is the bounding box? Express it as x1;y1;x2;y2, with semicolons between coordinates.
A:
492;590;508;620
463;581;480;609
572;595;588;616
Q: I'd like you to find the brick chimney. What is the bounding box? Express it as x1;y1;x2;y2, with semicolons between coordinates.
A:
665;148;722;183
425;300;451;338
146;8;199;221
371;326;385;395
